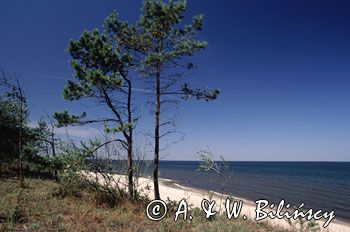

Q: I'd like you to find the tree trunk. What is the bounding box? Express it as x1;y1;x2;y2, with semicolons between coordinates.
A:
153;65;161;200
51;140;58;180
18;81;24;188
127;79;134;199
19;119;24;188
127;140;133;199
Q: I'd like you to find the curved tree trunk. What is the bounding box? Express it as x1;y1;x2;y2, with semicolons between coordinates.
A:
127;79;134;199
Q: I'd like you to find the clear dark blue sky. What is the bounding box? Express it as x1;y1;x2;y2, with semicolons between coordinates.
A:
1;0;349;161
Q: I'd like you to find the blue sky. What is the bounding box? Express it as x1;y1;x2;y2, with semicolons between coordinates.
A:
1;0;349;161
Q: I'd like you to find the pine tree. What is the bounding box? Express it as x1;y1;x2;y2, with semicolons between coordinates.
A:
111;0;220;199
54;23;138;198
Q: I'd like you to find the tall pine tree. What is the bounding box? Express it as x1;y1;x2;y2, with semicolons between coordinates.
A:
108;0;220;199
55;23;138;198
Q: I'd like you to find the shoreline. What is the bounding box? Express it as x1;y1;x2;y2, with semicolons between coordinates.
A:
157;176;350;225
158;177;350;229
84;172;350;232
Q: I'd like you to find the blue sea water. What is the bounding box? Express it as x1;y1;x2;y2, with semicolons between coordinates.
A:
154;161;350;221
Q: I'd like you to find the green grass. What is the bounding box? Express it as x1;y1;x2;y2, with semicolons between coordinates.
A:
0;178;290;232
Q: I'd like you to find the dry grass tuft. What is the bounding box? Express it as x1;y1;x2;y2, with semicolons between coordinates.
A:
0;178;290;232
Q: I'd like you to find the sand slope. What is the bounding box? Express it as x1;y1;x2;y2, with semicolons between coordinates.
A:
83;172;350;232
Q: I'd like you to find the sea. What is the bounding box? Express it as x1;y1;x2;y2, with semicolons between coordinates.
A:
148;161;350;222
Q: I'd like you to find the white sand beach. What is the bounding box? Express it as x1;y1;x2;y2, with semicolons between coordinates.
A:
83;172;350;232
